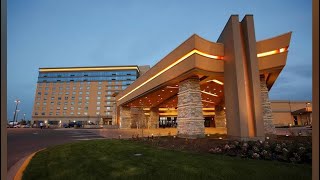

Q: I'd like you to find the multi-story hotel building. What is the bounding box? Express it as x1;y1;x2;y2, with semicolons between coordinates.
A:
32;65;149;127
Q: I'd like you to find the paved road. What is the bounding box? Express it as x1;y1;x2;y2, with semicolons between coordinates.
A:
7;128;105;171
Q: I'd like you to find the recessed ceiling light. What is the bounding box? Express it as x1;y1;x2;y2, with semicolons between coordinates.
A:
162;90;164;91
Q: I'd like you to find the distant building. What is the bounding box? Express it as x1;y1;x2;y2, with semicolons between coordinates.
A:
32;65;149;127
271;100;312;127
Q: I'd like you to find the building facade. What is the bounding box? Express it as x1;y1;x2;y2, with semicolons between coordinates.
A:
32;66;149;127
115;15;293;140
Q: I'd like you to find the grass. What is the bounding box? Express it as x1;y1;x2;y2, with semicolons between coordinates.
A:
23;139;311;180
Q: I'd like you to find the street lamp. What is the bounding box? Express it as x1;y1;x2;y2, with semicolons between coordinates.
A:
23;113;26;121
13;99;21;123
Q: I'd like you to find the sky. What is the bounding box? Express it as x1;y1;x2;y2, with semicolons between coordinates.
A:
7;0;312;120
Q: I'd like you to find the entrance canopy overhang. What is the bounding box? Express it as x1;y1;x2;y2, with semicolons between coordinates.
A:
116;32;291;108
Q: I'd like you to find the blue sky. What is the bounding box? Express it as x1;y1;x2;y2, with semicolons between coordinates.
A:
7;0;312;120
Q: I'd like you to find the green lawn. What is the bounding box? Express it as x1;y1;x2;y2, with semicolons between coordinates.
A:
23;139;311;180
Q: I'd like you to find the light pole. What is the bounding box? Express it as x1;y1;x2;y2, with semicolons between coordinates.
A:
13;99;21;124
23;113;26;121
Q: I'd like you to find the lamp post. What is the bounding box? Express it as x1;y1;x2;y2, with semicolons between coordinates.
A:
23;113;26;121
13;99;21;124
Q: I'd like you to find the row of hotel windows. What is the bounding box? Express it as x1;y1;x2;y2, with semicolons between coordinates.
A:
35;100;114;106
37;90;116;96
39;70;138;78
37;76;137;83
36;80;134;86
34;111;113;116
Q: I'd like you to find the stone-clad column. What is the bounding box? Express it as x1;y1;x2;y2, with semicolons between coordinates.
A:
150;107;159;129
215;104;226;128
260;76;276;134
177;77;205;138
119;106;131;129
131;107;147;128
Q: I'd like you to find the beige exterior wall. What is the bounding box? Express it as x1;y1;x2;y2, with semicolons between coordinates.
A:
271;100;312;126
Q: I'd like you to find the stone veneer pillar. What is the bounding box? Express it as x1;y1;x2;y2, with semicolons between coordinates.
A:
149;107;159;129
260;76;276;134
131;107;147;128
119;106;132;129
177;77;205;138
215;104;226;128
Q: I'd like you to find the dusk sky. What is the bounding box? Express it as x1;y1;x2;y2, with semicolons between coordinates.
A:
7;0;312;120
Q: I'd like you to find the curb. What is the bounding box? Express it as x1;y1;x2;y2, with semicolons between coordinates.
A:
13;148;46;180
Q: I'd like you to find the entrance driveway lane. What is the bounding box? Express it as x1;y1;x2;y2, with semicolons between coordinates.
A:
7;128;104;171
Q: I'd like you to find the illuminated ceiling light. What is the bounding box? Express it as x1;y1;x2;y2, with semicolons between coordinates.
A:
166;86;179;89
162;90;165;91
201;91;218;97
201;100;215;104
158;95;160;96
170;91;173;92
207;79;224;85
257;47;288;58
118;49;224;101
175;85;178;86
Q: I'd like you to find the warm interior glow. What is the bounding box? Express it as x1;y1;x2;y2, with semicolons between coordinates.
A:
118;49;224;101
257;47;288;58
201;100;215;104
159;108;176;111
206;79;224;85
40;66;139;72
202;108;215;110
201;91;218;97
143;108;150;111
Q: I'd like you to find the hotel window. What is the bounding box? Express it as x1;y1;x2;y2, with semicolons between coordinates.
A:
106;112;110;116
64;102;68;105
56;107;60;110
79;92;83;95
97;96;101;100
50;102;54;105
96;112;100;115
63;107;67;110
77;112;81;115
63;112;66;115
79;97;82;100
80;87;83;90
84;107;88;111
57;102;61;105
56;112;60;115
58;92;62;95
97;102;101;105
85;101;89;105
51;97;55;100
35;107;40;110
65;97;69;100
97;92;101;95
85;97;89;100
71;102;75;105
73;87;76;90
58;97;61;100
86;91;90;95
70;112;74;115
45;87;49;91
41;112;46;115
78;107;81;111
43;97;47;101
107;97;111;100
87;82;90;85
71;107;74;110
49;112;53;116
107;91;111;95
71;96;75;100
37;97;41;101
65;92;69;95
98;82;102;85
106;107;111;110
106;102;111;105
96;107;100;110
107;86;111;90
35;112;38;115
66;87;70;90
72;91;76;95
84;112;88;115
78;102;82;106
98;86;102;90
43;102;47;106
37;92;41;95
86;86;90;90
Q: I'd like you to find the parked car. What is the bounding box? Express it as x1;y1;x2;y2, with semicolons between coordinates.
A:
65;121;82;128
